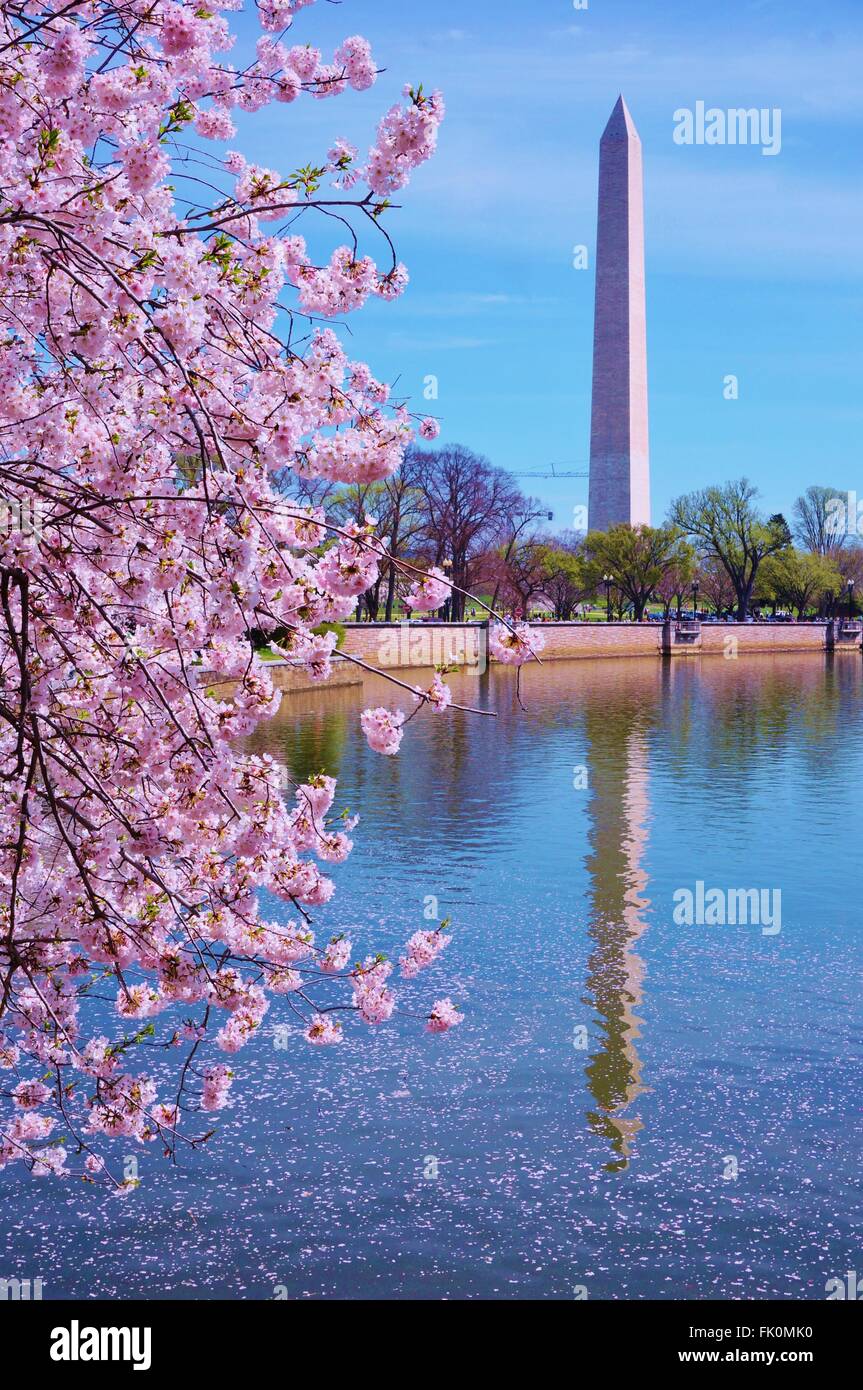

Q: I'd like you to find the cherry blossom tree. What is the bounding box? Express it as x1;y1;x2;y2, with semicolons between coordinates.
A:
0;0;545;1187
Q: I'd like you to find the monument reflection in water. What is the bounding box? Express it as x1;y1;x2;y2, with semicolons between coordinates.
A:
583;709;651;1171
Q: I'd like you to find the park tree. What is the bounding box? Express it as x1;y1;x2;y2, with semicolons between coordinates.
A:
832;542;863;617
793;485;848;555
539;541;587;620
670;480;791;620
415;444;523;620
488;494;550;615
330;451;434;620
653;543;696;618
583;523;684;622
695;554;738;616
0;1;551;1185
759;549;843;617
498;538;551;618
375;449;428;620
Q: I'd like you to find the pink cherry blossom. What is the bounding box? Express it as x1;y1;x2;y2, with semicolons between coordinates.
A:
321;936;353;973
400;927;451;978
405;565;452;612
488;622;547;665
121;142;171;195
13;1080;52;1110
202;1065;234;1112
306;1015;344;1046
160;3;203;57
352;957;396;1024
360;707;406;755
366;86;445;195
414;673;452;713
427;998;464;1033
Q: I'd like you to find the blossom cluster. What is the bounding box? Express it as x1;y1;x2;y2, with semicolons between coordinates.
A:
488;622;547;665
405;565;452;613
400;928;451;979
360;707;406;755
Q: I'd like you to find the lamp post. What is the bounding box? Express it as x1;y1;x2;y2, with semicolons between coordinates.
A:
442;557;453;622
692;581;699;620
603;574;614;623
847;579;855;624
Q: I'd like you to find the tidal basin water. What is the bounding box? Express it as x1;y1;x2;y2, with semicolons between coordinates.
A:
3;654;862;1299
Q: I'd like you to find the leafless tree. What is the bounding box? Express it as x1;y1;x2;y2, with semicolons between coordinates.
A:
488;495;551;614
498;538;554;618
793;485;847;555
413;443;523;620
379;451;429;620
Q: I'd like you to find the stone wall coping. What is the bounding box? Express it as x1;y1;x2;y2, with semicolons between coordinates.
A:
341;618;832;629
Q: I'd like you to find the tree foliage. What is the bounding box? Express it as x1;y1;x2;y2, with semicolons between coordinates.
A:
582;524;685;621
670;480;791;620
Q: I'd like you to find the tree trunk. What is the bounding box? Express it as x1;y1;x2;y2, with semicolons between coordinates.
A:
364;577;381;621
451;561;466;621
384;560;397;622
736;584;754;621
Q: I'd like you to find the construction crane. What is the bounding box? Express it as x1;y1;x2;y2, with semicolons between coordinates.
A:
512;464;589;479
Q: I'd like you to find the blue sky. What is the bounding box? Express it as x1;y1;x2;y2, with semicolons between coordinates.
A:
227;0;863;529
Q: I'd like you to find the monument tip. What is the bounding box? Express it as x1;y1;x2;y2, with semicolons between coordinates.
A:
602;94;639;142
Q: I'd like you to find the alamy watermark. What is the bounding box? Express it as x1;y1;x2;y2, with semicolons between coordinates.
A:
826;491;863;539
674;102;782;157
673;881;782;936
377;619;487;673
0;496;43;539
50;1321;152;1371
826;1270;862;1300
1;1275;43;1300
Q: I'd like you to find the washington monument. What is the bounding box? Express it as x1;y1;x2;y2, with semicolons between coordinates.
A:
588;96;651;531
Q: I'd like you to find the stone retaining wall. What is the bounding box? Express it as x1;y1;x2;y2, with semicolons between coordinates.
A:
202;658;362;699
339;620;835;666
339;621;485;671
519;621;663;660
233;620;856;694
699;622;828;655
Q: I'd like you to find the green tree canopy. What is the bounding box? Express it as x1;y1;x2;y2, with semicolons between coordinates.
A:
670;479;791;620
537;542;587;620
582;523;685;621
760;548;843;615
